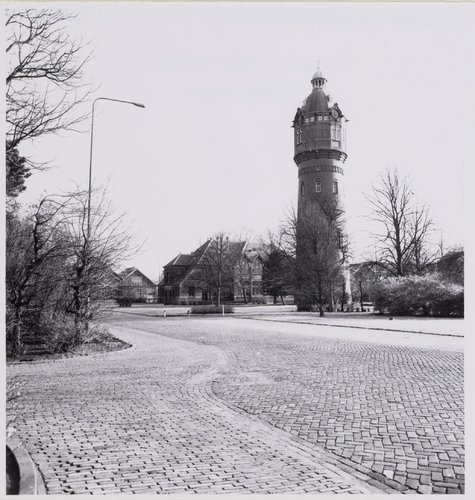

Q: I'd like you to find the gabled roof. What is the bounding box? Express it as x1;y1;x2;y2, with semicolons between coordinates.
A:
164;240;212;269
160;239;267;289
118;267;156;287
118;267;136;279
164;254;194;268
177;240;212;285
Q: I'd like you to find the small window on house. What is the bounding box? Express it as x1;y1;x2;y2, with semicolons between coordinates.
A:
301;182;305;197
333;180;339;194
315;180;321;193
318;116;323;121
305;117;310;123
310;116;315;122
188;286;195;298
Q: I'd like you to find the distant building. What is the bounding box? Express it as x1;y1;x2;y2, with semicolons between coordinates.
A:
157;239;265;305
117;267;157;303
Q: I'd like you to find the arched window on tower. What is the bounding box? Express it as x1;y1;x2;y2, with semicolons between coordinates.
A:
301;182;305;197
333;180;338;194
296;128;303;145
315;180;321;193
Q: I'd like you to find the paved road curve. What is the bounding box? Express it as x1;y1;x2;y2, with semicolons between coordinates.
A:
7;313;464;494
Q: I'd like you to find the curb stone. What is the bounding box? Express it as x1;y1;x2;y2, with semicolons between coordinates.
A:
235;315;464;338
7;438;46;495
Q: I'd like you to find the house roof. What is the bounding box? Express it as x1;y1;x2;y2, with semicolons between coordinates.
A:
164;240;212;269
164;254;194;268
118;267;136;279
160;238;255;288
118;267;156;287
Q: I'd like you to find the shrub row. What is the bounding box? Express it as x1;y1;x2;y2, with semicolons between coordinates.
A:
190;305;234;315
372;274;464;317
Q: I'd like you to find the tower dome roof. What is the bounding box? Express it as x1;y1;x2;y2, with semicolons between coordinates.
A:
302;88;329;113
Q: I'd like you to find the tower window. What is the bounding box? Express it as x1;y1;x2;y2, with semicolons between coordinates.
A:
301;182;305;197
333;180;339;194
296;128;303;144
315;180;321;193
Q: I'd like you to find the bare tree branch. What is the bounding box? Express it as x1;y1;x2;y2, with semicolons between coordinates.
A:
5;9;94;164
365;168;437;277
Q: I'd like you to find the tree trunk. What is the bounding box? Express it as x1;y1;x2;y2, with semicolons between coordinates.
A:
280;294;286;305
11;307;23;358
329;287;335;312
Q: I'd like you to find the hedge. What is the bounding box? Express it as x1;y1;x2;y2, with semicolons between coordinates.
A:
372;274;464;317
190;305;234;315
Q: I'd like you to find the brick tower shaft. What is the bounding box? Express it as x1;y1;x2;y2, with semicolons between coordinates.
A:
292;66;352;308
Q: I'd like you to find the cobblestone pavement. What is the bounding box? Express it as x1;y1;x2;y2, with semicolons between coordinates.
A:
7;314;464;494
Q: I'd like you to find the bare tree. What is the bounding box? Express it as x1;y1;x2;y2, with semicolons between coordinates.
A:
366;169;436;277
297;199;349;315
234;252;252;304
5;189;135;357
350;262;385;312
192;233;241;306
6;9;93;164
6;195;72;357
63;189;135;342
280;198;349;316
233;235;264;304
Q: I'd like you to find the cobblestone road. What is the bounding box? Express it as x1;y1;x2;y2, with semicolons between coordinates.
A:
7;314;464;494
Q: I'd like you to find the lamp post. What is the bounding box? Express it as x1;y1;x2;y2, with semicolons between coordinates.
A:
85;97;145;329
87;97;145;240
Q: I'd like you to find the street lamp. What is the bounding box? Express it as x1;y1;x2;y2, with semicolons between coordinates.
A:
85;97;145;329
87;97;145;240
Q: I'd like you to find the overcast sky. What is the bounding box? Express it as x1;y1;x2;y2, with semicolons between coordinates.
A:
13;2;475;281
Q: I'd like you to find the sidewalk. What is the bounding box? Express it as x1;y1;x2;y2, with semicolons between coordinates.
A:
242;313;465;337
116;305;465;337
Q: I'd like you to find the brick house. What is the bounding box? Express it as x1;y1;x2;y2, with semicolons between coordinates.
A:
117;267;157;303
157;239;265;305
